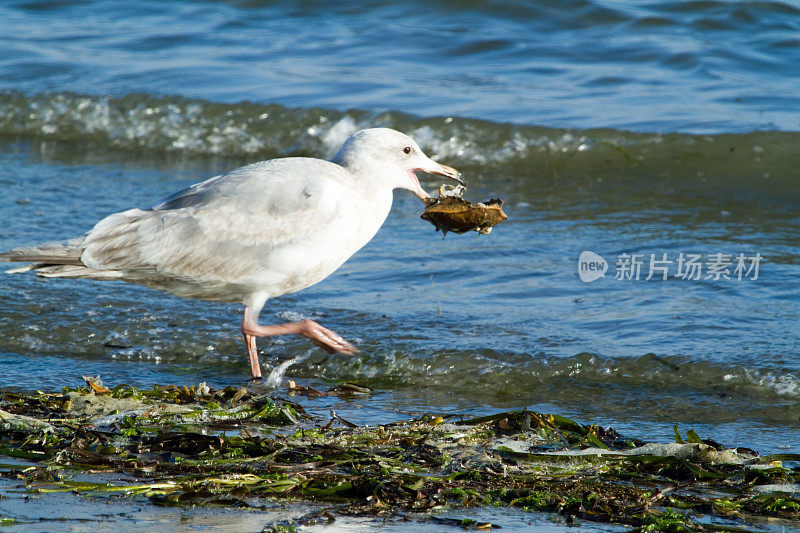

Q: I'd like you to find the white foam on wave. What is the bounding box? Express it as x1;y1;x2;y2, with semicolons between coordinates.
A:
750;370;800;397
3;93;276;156
11;92;602;164
408;125;594;165
310;116;363;158
264;352;311;388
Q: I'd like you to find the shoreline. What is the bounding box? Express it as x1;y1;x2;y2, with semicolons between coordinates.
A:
1;378;798;531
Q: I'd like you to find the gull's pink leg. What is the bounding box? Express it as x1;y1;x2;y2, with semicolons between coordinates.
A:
245;333;262;379
241;307;357;379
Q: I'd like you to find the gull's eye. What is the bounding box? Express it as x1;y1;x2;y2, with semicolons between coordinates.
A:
403;146;412;155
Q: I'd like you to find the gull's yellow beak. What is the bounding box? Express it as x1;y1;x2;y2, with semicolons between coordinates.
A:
427;162;465;187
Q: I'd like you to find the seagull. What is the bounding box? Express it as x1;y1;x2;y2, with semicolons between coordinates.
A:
1;128;462;379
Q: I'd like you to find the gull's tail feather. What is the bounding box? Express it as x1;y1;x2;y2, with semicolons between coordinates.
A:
28;264;124;279
1;239;88;275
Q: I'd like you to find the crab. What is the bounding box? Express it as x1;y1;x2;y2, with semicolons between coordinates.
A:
421;184;508;236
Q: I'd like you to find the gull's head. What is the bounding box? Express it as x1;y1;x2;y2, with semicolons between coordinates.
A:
332;128;462;200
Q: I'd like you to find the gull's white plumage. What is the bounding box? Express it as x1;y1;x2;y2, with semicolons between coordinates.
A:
1;128;461;379
79;157;385;306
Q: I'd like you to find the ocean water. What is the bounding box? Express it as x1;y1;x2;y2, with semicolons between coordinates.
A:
0;0;798;469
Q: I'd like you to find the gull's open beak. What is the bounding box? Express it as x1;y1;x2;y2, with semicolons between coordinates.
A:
426;162;465;187
412;161;464;201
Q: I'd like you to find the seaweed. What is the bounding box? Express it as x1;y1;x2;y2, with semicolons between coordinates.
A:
1;380;798;531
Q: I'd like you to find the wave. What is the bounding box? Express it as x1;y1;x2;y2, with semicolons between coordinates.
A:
290;349;800;424
1;91;799;206
0;91;796;160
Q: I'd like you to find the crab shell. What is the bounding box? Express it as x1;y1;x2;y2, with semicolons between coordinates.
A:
421;196;508;235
